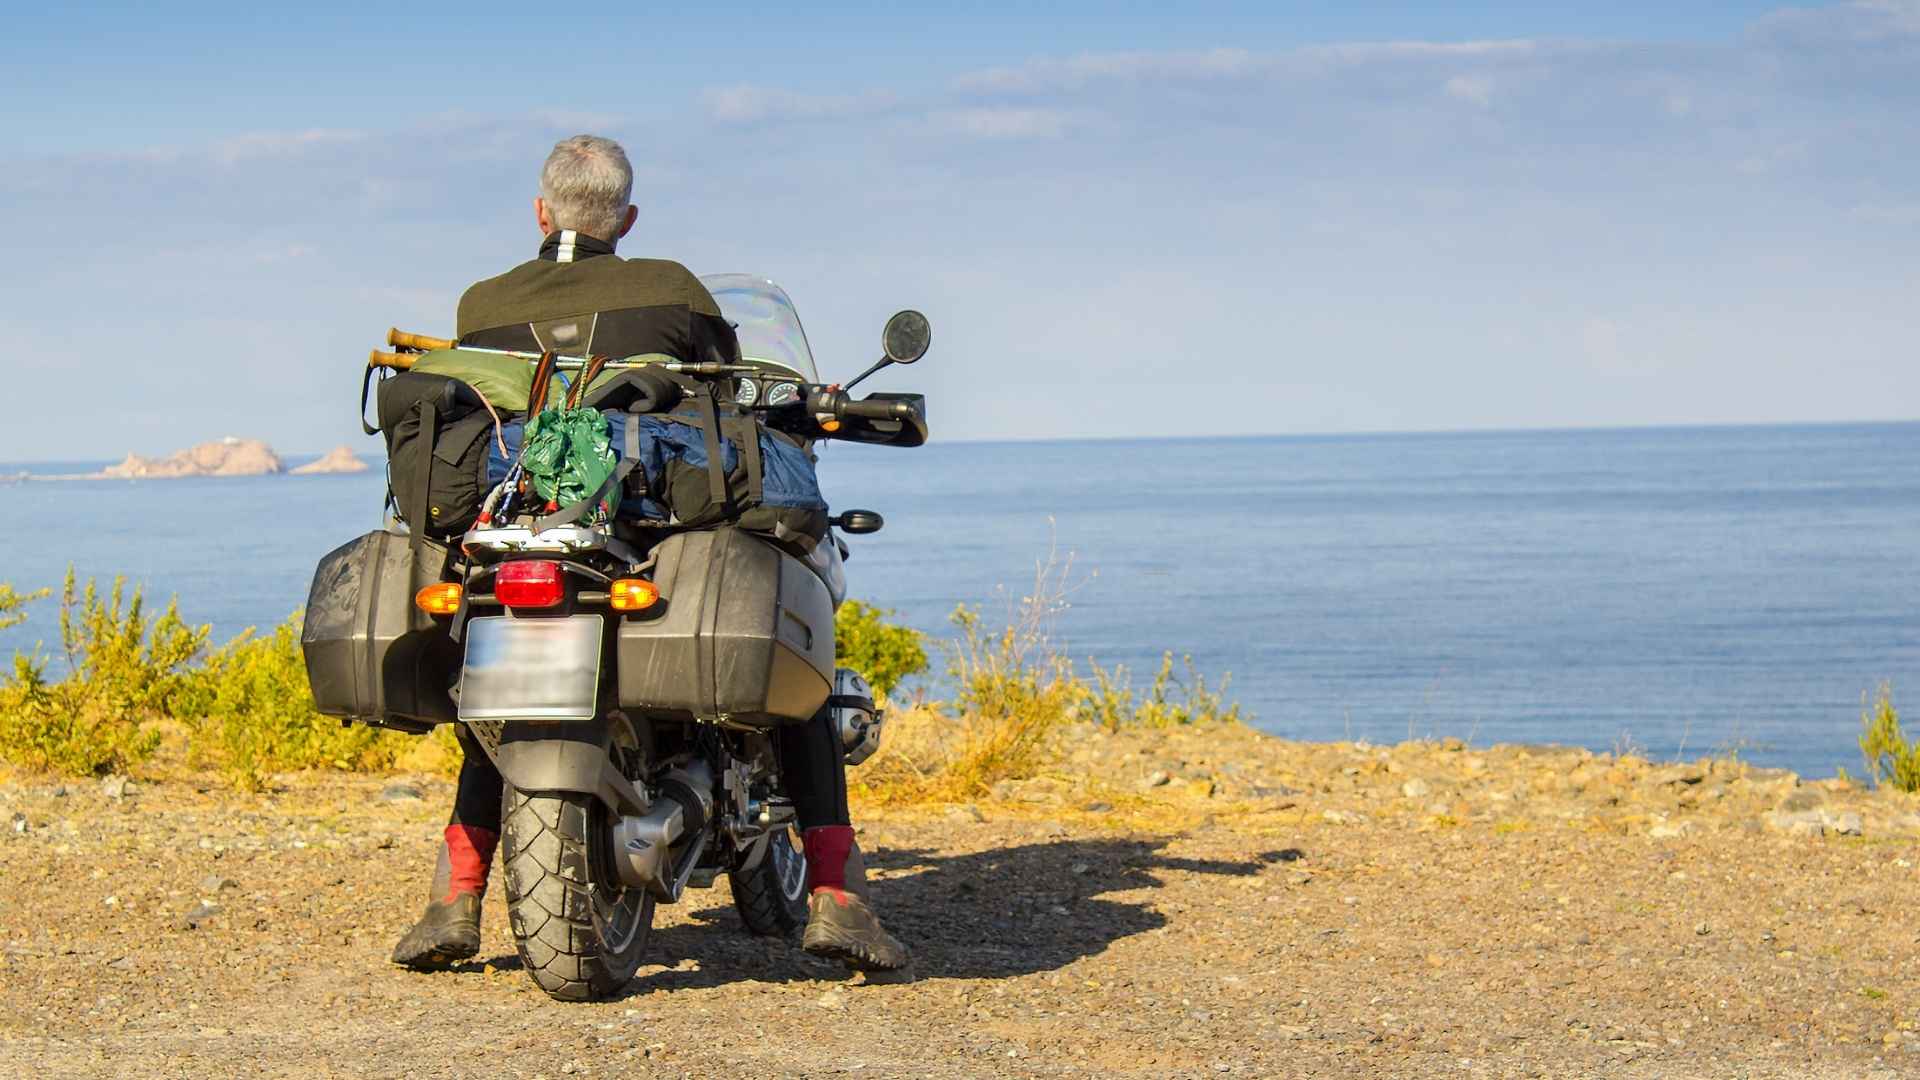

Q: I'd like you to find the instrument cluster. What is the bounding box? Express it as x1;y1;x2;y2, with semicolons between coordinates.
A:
733;375;803;409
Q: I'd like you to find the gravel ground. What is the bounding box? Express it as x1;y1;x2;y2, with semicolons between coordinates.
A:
4;727;1920;1079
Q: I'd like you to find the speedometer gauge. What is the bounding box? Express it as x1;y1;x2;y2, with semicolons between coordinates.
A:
765;381;800;407
733;379;759;407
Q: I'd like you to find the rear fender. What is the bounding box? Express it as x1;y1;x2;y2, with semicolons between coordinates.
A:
491;719;649;816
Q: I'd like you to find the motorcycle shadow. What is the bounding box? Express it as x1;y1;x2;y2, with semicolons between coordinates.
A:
605;837;1299;996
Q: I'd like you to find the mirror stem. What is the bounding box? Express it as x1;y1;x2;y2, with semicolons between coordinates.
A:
840;355;894;393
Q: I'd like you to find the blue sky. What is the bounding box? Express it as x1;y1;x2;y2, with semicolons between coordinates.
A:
1;2;1915;457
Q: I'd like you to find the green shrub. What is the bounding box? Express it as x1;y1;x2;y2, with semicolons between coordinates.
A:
175;613;409;790
0;570;206;776
835;600;929;698
0;583;48;631
1859;684;1920;792
1088;652;1243;731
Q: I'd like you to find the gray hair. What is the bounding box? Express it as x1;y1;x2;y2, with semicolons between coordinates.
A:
539;135;634;243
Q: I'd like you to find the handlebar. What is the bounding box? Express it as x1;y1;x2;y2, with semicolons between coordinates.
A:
840;397;917;422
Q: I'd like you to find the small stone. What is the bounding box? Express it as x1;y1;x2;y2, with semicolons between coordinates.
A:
184;901;221;927
1082;801;1113;813
1649;821;1697;839
1695;922;1711;936
379;783;424;803
1825;811;1864;836
1069;862;1091;875
1779;789;1823;813
945;804;984;824
49;785;67;798
816;988;848;1010
9;813;26;835
198;875;236;893
1764;810;1827;838
1143;771;1172;789
101;775;131;800
1401;779;1431;799
1322;809;1366;826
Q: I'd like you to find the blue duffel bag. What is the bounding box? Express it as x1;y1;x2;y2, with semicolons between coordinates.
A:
487;408;829;544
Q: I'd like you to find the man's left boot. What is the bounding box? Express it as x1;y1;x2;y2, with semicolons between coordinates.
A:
391;824;497;970
799;825;911;971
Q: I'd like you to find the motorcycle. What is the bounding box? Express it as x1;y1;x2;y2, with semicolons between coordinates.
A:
306;276;930;1001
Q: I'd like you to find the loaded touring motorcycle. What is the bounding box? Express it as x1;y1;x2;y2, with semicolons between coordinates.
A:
300;277;930;1000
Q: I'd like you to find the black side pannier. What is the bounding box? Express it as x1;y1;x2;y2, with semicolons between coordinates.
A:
375;371;496;538
615;527;835;725
300;529;458;732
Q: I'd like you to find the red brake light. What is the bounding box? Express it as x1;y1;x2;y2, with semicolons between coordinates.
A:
494;560;565;609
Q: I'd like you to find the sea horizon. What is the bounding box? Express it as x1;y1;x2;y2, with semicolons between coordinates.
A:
4;416;1916;472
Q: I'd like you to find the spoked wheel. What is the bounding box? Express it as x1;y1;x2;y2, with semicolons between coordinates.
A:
500;718;655;1001
730;824;809;936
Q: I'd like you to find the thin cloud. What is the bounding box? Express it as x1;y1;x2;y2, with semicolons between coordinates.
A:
924;106;1082;139
701;85;898;125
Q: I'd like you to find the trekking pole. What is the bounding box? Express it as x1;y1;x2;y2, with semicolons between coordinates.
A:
388;328;455;352
371;339;758;376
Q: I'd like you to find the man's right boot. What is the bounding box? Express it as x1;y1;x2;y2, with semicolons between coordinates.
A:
799;826;911;972
391;824;497;970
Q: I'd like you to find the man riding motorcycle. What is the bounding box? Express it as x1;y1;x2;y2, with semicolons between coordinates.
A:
390;134;909;974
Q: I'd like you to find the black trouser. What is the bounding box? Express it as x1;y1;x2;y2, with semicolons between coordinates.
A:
447;714;849;831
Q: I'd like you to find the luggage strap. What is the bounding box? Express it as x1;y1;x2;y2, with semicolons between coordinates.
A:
675;392;764;516
408;398;437;609
360;366;382;436
693;391;732;513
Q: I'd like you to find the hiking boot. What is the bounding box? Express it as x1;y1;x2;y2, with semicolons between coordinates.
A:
799;831;910;971
391;824;497;970
391;893;483;969
802;887;911;971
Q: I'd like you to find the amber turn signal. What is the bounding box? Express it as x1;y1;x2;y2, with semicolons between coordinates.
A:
414;582;463;615
609;579;660;611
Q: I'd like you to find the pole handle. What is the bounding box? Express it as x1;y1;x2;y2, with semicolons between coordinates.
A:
369;349;418;370
387;327;456;352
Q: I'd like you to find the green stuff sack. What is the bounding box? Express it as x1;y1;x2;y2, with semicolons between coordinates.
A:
521;405;618;520
411;349;562;414
413;349;674;413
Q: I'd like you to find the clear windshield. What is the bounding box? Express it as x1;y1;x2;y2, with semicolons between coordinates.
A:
700;273;818;381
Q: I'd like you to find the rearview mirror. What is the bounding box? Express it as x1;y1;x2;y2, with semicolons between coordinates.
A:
882;310;931;364
831;509;886;534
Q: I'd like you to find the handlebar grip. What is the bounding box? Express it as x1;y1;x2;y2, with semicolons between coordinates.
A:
840;398;914;422
369;349;418;370
387;327;456;352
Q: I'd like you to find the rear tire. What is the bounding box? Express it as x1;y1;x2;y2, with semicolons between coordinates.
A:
501;786;654;1001
730;826;808;936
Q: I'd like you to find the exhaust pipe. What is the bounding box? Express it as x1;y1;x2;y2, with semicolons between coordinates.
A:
612;760;714;902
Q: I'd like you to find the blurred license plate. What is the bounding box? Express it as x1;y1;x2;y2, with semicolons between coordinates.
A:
458;615;602;721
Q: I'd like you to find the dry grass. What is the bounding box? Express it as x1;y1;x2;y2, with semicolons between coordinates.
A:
853;548;1242;805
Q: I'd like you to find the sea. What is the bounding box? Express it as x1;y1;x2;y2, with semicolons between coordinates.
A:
3;421;1916;778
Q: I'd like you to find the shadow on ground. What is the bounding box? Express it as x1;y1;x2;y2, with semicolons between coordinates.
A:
537;837;1301;996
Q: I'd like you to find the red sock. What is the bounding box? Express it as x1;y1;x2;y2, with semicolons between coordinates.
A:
802;825;854;898
442;825;499;902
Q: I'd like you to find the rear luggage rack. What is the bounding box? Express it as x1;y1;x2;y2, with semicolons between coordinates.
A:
462;525;640;563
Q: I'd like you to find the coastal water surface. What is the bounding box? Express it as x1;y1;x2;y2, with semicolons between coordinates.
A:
3;421;1916;777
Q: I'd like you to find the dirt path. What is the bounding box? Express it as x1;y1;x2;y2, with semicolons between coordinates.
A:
4;731;1920;1078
